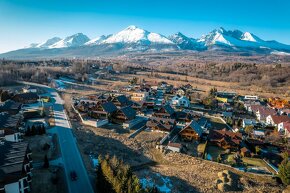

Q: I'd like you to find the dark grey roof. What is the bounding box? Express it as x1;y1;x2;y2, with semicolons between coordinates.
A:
0;142;29;187
181;120;203;136
0;113;21;129
101;102;117;113
114;95;132;106
0;100;21;112
12;92;38;102
163;104;175;115
0;141;28;173
119;106;136;120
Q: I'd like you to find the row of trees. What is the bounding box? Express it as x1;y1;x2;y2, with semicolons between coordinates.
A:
26;125;46;136
96;155;158;193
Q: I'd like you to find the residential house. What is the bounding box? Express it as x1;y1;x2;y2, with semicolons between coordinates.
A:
110;95;132;107
153;104;175;119
244;95;259;101
22;86;38;93
242;119;257;128
197;117;209;132
222;112;233;119
167;142;182;153
146;117;176;132
76;100;99;112
266;115;290;129
0;129;22;143
252;129;266;139
240;147;251;157
131;92;149;102
280;108;290;116
0;113;22;142
248;104;262;113
215;92;236;103
256;107;276;122
12;93;39;104
175;111;192;123
90;102;117;120
0;100;21;115
0;141;32;193
171;95;190;108
176;89;185;96
130;101;144;112
145;81;159;90
208;128;242;150
278;122;290;137
87;94;109;103
112;106;136;123
179;120;203;141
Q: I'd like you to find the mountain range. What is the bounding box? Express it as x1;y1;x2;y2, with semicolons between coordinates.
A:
2;25;290;58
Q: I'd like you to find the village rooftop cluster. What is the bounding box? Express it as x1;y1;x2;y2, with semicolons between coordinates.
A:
72;77;290;175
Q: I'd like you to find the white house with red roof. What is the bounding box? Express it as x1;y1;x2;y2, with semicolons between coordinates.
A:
266;115;290;127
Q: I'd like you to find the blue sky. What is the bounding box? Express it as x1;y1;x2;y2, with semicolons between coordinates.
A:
0;0;289;53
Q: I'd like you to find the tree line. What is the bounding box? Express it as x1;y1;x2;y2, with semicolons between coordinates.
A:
96;155;158;193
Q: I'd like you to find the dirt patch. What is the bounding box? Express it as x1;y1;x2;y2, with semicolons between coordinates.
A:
24;134;54;162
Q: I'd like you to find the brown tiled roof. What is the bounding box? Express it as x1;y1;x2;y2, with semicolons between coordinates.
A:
258;108;276;117
271;115;290;124
209;128;242;145
240;147;250;153
168;142;182;149
146;117;175;131
284;122;290;133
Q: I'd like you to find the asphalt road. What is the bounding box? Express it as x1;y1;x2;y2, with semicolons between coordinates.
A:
20;82;94;193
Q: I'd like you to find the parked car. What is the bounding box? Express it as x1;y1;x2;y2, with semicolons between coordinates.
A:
70;171;77;181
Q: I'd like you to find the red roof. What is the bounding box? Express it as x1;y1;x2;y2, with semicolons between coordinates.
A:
271;115;290;124
284;122;290;133
168;142;182;149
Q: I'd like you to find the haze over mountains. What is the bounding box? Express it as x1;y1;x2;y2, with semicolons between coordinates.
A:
2;25;290;59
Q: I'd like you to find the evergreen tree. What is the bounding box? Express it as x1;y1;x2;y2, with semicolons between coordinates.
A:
278;152;290;185
43;154;49;168
31;125;36;135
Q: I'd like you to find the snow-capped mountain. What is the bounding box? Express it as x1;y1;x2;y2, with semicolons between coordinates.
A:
36;37;62;48
168;32;205;50
85;35;112;46
50;33;90;48
101;25;174;45
198;27;290;51
2;25;290;58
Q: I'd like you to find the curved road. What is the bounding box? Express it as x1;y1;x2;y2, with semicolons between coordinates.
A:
20;82;94;193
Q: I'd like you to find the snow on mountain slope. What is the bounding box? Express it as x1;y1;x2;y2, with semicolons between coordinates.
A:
50;33;90;48
36;37;62;48
199;28;267;49
15;25;290;56
85;35;112;45
241;32;261;42
168;32;205;50
102;25;173;45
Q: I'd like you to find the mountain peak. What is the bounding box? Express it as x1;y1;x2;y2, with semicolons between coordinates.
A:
36;37;61;48
216;27;226;33
50;33;90;48
102;25;173;45
125;25;139;30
